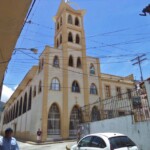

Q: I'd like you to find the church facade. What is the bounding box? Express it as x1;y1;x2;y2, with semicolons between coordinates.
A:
1;1;134;141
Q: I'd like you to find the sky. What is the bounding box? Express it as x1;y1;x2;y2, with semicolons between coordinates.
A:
1;0;150;102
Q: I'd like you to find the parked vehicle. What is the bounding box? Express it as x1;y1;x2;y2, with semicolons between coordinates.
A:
71;132;138;150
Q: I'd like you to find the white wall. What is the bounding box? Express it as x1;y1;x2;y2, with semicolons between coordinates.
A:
89;115;150;150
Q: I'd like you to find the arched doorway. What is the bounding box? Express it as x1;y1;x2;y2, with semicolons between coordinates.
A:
69;106;80;136
47;103;60;135
91;106;100;122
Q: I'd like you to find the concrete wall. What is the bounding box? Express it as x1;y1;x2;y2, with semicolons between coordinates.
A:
88;115;150;150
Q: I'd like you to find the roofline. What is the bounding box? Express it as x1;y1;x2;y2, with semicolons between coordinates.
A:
4;66;38;107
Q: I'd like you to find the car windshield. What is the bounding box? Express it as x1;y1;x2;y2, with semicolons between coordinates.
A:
109;136;136;149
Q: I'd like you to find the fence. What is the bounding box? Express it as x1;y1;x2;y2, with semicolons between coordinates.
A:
79;88;150;123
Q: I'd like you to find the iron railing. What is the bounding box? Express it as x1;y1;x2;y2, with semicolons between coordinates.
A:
79;88;150;123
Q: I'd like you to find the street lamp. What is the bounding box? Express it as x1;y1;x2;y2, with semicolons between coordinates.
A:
14;48;38;54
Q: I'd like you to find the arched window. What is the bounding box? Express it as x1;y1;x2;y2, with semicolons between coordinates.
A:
33;86;36;97
91;106;100;121
19;97;22;116
15;101;19;118
75;17;80;26
23;93;27;114
10;107;13;121
57;22;59;30
69;55;74;67
60;17;62;26
90;63;95;75
51;78;60;91
53;56;59;67
41;58;44;69
68;32;73;42
60;34;62;44
68;15;73;24
13;105;16;120
77;57;82;68
57;39;59;47
90;83;98;95
47;103;60;135
76;34;80;44
69;106;80;135
72;81;80;93
38;81;42;93
28;87;32;110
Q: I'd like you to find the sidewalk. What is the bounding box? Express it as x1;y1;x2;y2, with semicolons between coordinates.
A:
18;139;76;146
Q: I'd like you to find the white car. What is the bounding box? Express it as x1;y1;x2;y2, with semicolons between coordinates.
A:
71;132;138;150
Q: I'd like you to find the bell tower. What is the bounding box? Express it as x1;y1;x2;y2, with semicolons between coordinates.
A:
53;0;86;52
53;0;89;139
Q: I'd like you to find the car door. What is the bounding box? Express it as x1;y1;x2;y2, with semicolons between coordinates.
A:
90;136;109;150
76;136;93;150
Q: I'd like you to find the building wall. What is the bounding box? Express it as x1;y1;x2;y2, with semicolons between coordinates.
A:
89;115;150;150
101;76;134;99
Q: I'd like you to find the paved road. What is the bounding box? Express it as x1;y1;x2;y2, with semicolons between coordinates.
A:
18;141;76;150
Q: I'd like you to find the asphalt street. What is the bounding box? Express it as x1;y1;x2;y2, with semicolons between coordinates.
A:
18;141;76;150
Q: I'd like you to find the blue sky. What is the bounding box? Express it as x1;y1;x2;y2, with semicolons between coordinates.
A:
1;0;150;102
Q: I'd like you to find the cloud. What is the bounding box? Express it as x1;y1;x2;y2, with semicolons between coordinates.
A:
1;85;14;103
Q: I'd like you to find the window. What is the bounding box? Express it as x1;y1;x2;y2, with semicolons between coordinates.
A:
75;17;80;26
127;89;132;99
90;64;95;75
15;101;19;118
28;87;32;110
38;59;42;73
90;83;97;95
77;57;82;68
23;93;27;114
91;136;106;148
68;32;73;42
116;87;122;98
76;34;80;44
105;85;111;98
60;17;62;26
33;86;36;97
41;58;44;69
57;39;59;47
91;106;100;121
72;81;80;93
78;136;92;147
51;78;60;91
68;15;73;24
53;56;59;67
19;97;22;116
69;106;80;135
68;55;74;67
38;81;42;93
13;105;16;120
57;22;59;30
60;34;62;44
47;103;60;135
109;136;136;149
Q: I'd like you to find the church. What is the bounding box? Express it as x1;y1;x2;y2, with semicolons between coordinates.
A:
1;0;134;142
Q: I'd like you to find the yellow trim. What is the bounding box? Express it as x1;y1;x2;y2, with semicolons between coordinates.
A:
41;46;50;141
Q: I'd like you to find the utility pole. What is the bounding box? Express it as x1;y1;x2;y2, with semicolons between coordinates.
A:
131;54;147;81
